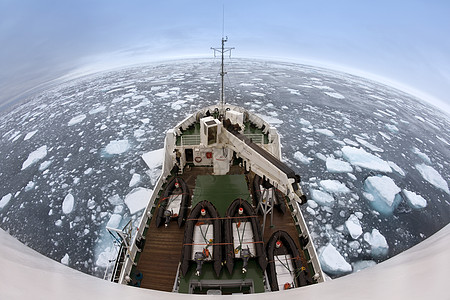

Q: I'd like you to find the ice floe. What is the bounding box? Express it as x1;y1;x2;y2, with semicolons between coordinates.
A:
318;243;352;275
293;151;311;165
62;193;75;214
129;173;141;187
104;140;130;155
89;105;106;115
23;130;38;141
326;157;353;173
315;128;335;137
106;214;122;229
96;247;117;268
345;214;363;239
352;260;376;272
107;194;123;206
310;189;335;207
21;145;48;170
124;187;153;214
412;147;431;164
363;176;401;215
402;189;427;209
355;137;383;152
61;253;70;265
142;148;164;170
388;161;405;176
0;193;12;210
415;164;449;194
342;146;391;173
364;229;389;258
324;92;345;99
24;181;35;192
68;114;87;126
319;180;350;194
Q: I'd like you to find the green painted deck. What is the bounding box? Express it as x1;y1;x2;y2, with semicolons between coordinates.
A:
192;174;251;216
178;259;265;294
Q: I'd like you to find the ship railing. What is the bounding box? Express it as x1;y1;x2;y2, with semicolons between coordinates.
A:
181;135;200;145
290;199;325;282
243;133;263;144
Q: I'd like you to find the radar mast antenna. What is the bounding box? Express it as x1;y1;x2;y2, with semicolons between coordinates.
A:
211;9;234;116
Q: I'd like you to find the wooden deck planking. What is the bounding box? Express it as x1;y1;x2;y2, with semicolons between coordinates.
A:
138;217;185;291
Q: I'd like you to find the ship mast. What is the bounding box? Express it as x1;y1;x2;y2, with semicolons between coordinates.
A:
211;37;234;116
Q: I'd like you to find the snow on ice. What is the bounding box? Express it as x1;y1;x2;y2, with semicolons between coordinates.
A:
124;187;153;214
388;161;405;176
415;164;449;194
107;194;123;206
96;247;117;268
402;189;427;209
342;146;392;173
68;114;87;126
363;176;401;215
62;193;75;214
318;243;352;275
0;193;12;210
319;180;350;194
345;214;363;239
352;260;376;272
293;151;311;165
310;189;335;207
104;140;130;155
326;157;353;173
21;145;48;170
355;137;383;152
364;229;389;258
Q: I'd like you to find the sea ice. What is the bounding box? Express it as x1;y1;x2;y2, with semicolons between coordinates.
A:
257;114;283;125
129;173;141;187
324;92;345;99
68;114;86;126
326;157;353;173
21;145;48;170
24;181;35;192
251;92;265;97
107;194;123;206
106;214;122;229
61;253;69;265
402;189;427;209
299;118;311;127
62;193;75;214
412;147;431;164
105;140;130;155
363;176;401;215
293;151;311;165
415;164;449;194
388;161;405;176
23;130;38;141
352;260;377;272
310;189;335;207
319;180;350;194
38;160;52;171
355;137;383;152
364;229;389;258
385;124;398;133
96;247;117;268
134;129;145;138
345;214;363;239
315;128;335;137
318;243;352;275
89;105;106;115
141;148;164;170
124;187;153;214
342;146;391;173
0;193;12;210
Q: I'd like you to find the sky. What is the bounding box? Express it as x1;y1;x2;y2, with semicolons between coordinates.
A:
0;0;449;113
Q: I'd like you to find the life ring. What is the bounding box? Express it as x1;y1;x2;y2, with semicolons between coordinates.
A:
195;156;202;163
